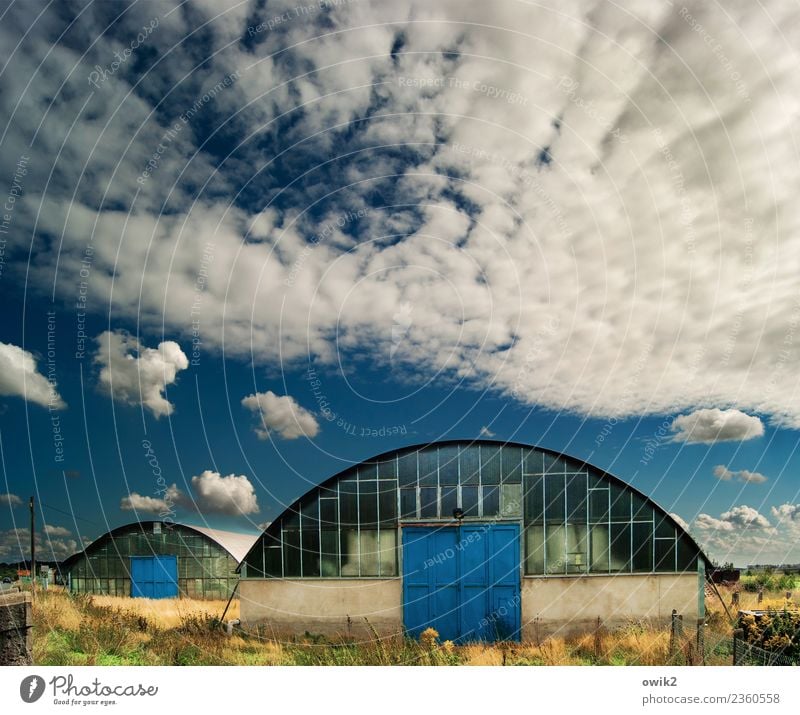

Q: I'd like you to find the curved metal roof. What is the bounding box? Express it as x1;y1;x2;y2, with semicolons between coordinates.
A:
61;520;259;569
243;439;709;566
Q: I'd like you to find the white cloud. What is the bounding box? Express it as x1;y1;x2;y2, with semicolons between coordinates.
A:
190;470;259;516
94;331;188;418
0;493;23;507
0;342;66;409
120;484;185;515
479;426;496;438
43;525;71;537
0;527;77;561
713;465;768;484
5;2;800;427
670;409;764;444
241;391;319;440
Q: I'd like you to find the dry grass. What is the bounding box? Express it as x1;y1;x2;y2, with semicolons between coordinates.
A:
30;586;779;666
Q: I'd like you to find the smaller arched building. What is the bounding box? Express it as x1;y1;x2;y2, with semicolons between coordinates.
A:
62;521;258;599
239;441;709;640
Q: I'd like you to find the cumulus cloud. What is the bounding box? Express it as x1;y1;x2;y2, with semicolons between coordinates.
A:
695;505;772;533
4;2;800;427
713;465;768;484
0;342;66;409
190;470;260;516
120;484;185;515
479;426;496;438
0;493;23;507
241;391;319;440
0;527;77;561
43;525;71;537
670;409;764;444
95;331;188;418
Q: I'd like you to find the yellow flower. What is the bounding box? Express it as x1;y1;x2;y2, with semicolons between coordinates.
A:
441;640;455;654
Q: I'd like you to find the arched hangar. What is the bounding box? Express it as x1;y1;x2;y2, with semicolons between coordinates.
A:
239;441;708;641
62;521;258;599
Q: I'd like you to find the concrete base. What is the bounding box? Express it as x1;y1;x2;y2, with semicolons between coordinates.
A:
239;579;403;639
0;590;32;665
240;574;701;641
521;573;700;639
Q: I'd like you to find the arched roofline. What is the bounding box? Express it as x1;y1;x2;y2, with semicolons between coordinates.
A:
61;520;253;570
245;439;710;568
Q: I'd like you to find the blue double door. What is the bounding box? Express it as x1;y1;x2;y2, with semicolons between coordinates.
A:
130;555;179;599
402;524;521;642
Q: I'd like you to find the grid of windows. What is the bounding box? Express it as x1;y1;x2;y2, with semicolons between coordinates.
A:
67;525;239;598
242;443;701;579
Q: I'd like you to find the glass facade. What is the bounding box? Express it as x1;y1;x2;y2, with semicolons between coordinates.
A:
243;442;702;579
66;523;240;598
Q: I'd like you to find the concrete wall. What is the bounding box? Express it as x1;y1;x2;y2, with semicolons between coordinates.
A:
521;573;700;640
239;579;403;638
0;590;32;665
240;573;700;641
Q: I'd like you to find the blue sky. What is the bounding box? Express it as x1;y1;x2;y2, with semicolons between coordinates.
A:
1;0;800;567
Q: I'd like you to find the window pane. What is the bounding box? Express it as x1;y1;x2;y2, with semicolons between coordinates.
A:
545;524;566;574
655;539;676;571
589;524;609;573
502;446;522;483
589;489;609;522
481;445;502;484
441;486;458;518
244;546;265;577
566;473;587;521
524;475;544;523
341;529;359;576
320;498;338;529
283;506;300;530
482;486;500;517
459;446;480;485
339;480;359;527
524;449;543;475
320;530;339;576
544;474;566;523
359;531;379;576
359;481;378;528
632;491;652;521
544;453;567;474
301;526;320;577
379;530;397;576
655;517;676;539
610;483;630;521
283;530;301;577
398;450;418;487
676;534;698;572
378;458;397;479
301;496;319;528
566;524;588;574
420;487;438;518
418;449;438;486
378;482;397;525
438;445;459;485
501;483;522;517
359;462;378;481
632;522;653;572
461;486;479;517
609;523;631;572
525;525;544;574
400;488;417;519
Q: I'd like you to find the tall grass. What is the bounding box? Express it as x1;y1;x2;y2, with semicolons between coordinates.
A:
32;586;778;666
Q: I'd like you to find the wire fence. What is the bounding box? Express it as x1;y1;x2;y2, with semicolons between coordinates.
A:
732;630;797;666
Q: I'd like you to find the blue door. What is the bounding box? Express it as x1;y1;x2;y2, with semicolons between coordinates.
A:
130;555;178;599
402;524;521;642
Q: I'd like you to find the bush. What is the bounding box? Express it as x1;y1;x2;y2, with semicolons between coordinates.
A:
738;602;800;661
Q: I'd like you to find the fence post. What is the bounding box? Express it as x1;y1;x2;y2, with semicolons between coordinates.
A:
696;619;705;665
732;628;743;666
669;609;678;660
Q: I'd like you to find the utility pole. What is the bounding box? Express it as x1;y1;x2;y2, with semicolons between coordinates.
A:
29;496;35;589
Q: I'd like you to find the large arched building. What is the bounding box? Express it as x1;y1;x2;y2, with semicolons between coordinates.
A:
62;521;258;599
239;441;708;640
